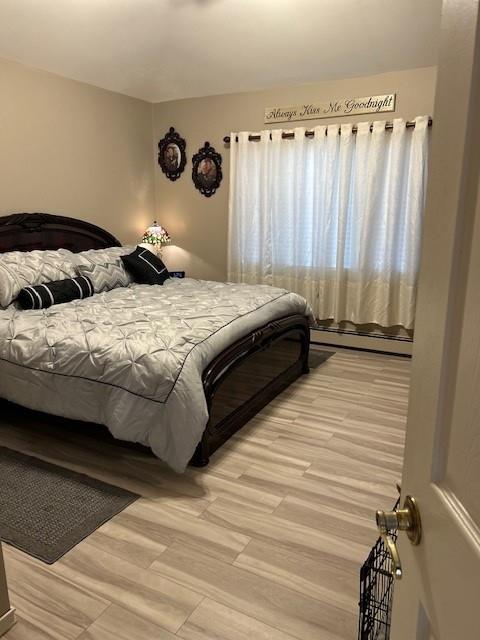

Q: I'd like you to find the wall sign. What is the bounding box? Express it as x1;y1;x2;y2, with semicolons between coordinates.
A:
264;94;396;124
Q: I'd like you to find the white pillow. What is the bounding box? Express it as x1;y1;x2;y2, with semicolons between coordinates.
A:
72;246;135;284
76;260;130;294
0;248;77;308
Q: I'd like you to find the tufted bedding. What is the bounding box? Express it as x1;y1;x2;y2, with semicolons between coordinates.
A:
0;278;312;472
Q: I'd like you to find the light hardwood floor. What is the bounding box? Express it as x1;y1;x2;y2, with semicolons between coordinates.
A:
0;347;410;640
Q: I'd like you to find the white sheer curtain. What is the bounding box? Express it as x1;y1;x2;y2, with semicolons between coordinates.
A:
228;116;429;329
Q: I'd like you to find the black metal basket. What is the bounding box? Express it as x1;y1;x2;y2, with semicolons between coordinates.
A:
358;500;399;640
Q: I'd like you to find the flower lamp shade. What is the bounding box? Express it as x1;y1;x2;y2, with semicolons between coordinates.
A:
142;221;171;255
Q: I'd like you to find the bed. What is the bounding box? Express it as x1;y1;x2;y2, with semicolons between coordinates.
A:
0;212;312;472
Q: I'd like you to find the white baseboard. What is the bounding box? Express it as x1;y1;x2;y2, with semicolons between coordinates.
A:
0;608;16;636
310;328;412;356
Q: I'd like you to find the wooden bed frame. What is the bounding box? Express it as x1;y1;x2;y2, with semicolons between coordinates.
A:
0;212;310;466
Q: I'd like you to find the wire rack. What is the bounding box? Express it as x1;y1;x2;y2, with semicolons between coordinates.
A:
358;499;399;640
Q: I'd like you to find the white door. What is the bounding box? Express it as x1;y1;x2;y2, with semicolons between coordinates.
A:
389;1;480;638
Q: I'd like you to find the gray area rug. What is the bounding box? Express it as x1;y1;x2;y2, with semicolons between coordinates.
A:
0;446;139;564
309;349;334;369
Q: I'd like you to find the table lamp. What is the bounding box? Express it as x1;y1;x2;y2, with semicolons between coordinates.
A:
141;221;171;256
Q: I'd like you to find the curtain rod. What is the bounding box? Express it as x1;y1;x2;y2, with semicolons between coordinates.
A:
223;117;433;144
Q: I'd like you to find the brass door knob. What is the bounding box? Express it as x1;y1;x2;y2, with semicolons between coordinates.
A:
376;495;422;580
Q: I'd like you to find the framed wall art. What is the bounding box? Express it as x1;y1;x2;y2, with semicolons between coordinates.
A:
158;127;187;181
191;141;222;197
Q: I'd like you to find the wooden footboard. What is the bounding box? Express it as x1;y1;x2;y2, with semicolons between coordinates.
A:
190;314;310;466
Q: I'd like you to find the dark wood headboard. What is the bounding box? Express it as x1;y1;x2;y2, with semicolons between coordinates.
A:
0;213;121;253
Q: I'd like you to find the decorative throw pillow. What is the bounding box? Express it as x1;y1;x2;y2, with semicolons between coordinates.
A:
72;245;136;284
0;248;77;308
121;246;170;285
17;276;94;310
76;260;130;293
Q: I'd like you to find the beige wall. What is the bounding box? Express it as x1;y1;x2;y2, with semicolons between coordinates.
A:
0;60;437;271
0;57;155;245
153;66;437;281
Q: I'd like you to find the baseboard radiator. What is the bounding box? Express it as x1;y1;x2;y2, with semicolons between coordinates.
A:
311;323;413;357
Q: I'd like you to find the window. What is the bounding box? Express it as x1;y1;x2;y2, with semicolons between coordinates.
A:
228;117;429;329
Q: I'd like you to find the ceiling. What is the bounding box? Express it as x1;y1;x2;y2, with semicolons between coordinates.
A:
0;0;442;103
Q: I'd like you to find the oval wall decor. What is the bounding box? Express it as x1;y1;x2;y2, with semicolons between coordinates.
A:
158;127;187;181
191;141;222;197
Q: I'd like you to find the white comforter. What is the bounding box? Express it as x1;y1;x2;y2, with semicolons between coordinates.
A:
0;278;312;471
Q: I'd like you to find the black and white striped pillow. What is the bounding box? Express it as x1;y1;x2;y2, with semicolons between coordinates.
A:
17;276;94;310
